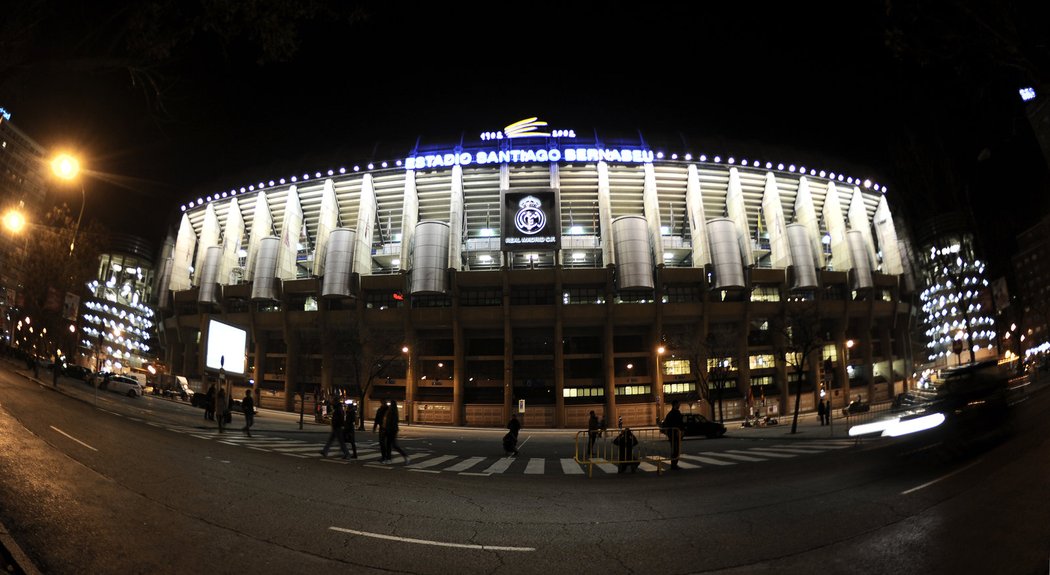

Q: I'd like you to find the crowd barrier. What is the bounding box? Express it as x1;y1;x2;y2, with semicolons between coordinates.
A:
573;426;682;477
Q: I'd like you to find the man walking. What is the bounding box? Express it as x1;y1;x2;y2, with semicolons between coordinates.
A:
587;410;600;458
321;400;351;459
343;401;358;459
662;400;685;470
242;389;255;436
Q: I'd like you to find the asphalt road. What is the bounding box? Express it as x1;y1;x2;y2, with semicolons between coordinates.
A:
1;363;1048;574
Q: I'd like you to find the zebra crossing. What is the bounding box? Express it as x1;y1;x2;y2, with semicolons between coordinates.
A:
164;422;862;476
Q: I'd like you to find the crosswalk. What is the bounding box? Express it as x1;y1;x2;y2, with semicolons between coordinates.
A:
163;422;862;476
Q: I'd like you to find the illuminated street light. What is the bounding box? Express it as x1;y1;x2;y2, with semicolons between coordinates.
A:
2;209;25;233
50;152;87;256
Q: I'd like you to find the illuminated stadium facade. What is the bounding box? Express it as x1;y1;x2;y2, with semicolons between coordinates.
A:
155;119;917;428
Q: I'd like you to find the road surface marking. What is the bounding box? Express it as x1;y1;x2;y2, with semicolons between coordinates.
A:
901;459;983;495
329;527;535;552
483;458;515;474
458;472;492;477
445;457;486;472
409;469;441;474
524;458;545;474
752;446;824;455
560;458;585;474
408;455;457;469
708;452;767;462
50;426;98;451
679;454;736;466
736;449;796;458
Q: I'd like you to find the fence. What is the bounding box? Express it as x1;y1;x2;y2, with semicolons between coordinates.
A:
573;427;681;477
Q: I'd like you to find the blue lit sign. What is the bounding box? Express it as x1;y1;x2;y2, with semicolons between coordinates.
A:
405;147;654;170
0;107;10;121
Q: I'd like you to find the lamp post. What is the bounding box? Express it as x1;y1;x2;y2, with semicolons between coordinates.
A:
50;153;86;257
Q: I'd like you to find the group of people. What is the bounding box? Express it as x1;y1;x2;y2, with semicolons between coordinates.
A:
202;384;256;436
816;398;831;426
370;401;410;464
320;397;360;459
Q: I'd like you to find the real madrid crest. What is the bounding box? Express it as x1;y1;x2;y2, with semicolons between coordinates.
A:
514;196;546;235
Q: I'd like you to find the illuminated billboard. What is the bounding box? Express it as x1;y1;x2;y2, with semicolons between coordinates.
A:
501;189;560;252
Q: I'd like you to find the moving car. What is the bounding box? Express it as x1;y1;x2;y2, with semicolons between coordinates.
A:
682;413;727;439
104;375;144;398
842;399;871;417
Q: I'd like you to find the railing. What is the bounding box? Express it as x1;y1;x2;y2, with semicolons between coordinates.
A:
573;426;680;477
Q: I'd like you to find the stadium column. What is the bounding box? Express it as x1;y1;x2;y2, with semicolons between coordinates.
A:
502;271;514;424
554;265;565;427
252;335;266;396
282;319;299;412
834;322;850;408
652;265;665;421
603;268;617;425
862;297;876;401
452;270;464;426
880;322;896;396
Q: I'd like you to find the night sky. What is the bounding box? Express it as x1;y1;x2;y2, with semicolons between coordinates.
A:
3;2;1048;283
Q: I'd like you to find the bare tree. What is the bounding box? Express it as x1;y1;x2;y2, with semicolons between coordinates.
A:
333;324;405;430
776;304;825;434
663;323;739;422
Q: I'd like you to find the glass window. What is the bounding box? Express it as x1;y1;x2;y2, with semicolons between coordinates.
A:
662;359;691;376
749;354;775;370
664;382;696;394
563;387;605;398
563;287;605;305
616;385;651;396
751;285;781;302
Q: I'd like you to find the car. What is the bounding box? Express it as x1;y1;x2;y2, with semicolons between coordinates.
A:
681;413;727;439
842;399;871;417
104;375;143;397
62;365;93;381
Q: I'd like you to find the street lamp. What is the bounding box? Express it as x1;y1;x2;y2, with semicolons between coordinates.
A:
50;152;86;257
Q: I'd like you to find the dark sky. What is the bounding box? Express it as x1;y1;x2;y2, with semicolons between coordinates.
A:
3;2;1048;280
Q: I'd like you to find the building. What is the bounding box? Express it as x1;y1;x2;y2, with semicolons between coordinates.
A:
77;234;158;375
156;120;916;427
1012;213;1050;355
916;213;998;369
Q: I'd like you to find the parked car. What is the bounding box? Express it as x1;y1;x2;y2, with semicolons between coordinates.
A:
62;365;93;381
104;375;144;398
681;413;727;439
161;376;193;401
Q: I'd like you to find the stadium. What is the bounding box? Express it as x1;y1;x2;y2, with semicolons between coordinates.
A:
155;118;916;428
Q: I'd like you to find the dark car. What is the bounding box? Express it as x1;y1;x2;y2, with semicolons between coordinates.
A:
63;365;93;381
842;399;871;417
682;413;727;439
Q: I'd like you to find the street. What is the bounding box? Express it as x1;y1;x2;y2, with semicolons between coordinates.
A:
1;362;1049;574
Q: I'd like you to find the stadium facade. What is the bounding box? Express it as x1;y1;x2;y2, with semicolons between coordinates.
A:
155;119;916;428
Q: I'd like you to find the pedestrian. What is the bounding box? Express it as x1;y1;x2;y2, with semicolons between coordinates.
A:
383;402;410;464
51;354;60;388
374;402;390;461
662;400;685;470
216;387;227;432
504;413;521;457
587;410;600;458
817;398;827;426
343;400;358;459
204;384;216;421
321;399;350;459
242;389;255;436
613;427;639;474
598;414;607;438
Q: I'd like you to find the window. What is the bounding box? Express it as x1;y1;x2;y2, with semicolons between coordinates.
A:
365;291;403;309
664;382;696;394
822;344;838;362
662;359;691;376
751;285;781;302
563;287;605;305
563;387;604;398
749;354;775;370
750;375;774;387
510;287;554;305
412;294;452;308
664;286;701;303
617;290;655;304
616;385;651;396
706;357;736;371
461;288;502;306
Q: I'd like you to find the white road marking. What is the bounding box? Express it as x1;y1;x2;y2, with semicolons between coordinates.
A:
707;452;767;462
679;454;736;466
483;458;515;474
524;458;545;474
458;472;492;477
408;455;457;469
50;426;98;451
901;459;983;495
736;448;796;458
560;458;585;474
329;527;535;552
445;457;486;472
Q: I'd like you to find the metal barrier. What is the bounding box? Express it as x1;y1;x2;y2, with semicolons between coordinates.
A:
573;427;681;477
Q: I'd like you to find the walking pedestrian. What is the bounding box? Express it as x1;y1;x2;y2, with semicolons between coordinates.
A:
374;402;390;461
343;400;358;459
383;402;410;464
242;389;255;436
817;398;827;426
587;410;600;458
51;354;60;388
504;413;521;457
204;384;216;421
662;400;685;470
320;399;351;459
216;387;227;432
613;427;639;473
